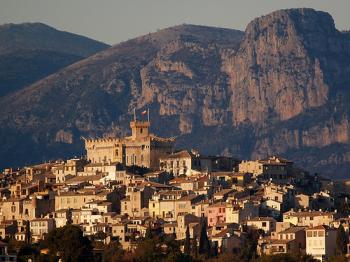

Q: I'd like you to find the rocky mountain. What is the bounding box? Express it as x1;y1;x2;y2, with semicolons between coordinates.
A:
0;9;349;179
0;23;109;96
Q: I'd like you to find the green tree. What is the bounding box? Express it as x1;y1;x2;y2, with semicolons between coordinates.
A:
184;226;191;255
198;219;210;257
44;225;92;262
336;224;348;255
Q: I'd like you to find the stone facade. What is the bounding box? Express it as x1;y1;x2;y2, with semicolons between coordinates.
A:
84;120;174;170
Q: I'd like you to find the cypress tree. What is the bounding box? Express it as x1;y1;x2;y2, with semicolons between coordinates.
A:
192;236;198;258
198;219;210;257
145;224;153;239
336;224;348;255
184;225;191;254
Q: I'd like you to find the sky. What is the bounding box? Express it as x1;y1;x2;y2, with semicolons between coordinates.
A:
0;0;349;45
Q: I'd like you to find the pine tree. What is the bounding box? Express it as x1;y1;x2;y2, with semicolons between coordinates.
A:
184;225;191;254
336;224;348;255
198;219;210;257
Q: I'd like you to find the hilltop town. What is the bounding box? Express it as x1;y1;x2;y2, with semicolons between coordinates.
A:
0;118;349;262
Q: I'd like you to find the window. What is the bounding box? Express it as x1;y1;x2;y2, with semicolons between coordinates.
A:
262;222;267;227
313;231;317;237
318;231;324;237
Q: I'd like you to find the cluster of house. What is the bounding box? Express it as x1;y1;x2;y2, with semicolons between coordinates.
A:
0;119;349;262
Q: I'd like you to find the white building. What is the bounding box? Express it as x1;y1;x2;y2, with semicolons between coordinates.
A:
306;225;337;261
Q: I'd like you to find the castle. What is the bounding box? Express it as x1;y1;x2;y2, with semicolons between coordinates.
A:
84;115;175;170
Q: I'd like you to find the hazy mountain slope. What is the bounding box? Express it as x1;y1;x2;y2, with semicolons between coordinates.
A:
0;23;109;96
0;10;349;178
0;24;244;166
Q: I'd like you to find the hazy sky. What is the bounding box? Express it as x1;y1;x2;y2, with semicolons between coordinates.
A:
1;0;349;45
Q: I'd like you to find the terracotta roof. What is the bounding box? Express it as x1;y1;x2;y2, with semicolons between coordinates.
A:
269;239;294;244
177;194;201;202
279;226;307;234
65;174;102;183
307;225;336;230
247;217;276;222
140;181;172;188
214;189;234;196
161;150;193;159
284;211;335;218
210;172;233;177
211;228;239;238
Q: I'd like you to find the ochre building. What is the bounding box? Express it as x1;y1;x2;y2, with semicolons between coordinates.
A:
84;119;175;170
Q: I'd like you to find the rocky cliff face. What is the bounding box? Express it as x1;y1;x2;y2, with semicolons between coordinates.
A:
223;9;335;125
0;10;349;178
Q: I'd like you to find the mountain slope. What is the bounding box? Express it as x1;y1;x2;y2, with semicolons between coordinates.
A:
0;10;349;178
0;23;109;96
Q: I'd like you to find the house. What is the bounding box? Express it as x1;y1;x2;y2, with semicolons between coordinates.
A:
283;210;337;227
55;189;122;212
258;226;306;255
306;225;337;261
239;156;292;183
246;217;277;234
30;218;55;242
176;214;201;239
120;186;153;217
54;209;72;228
148;190;186;220
211;228;244;254
0;220;17;240
175;194;204;218
207;202;227;227
225;200;259;224
0;241;16;262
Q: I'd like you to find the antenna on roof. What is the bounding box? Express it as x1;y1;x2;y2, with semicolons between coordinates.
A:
133;108;136;121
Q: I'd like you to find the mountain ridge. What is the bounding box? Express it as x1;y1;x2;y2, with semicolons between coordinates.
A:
0;22;110;96
0;9;349;178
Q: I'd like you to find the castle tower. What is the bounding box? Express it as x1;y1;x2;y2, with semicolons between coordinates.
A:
130;120;150;140
130;108;150;140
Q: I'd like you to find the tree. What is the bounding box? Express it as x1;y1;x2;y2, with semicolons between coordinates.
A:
145;223;153;239
198;219;210;257
191;237;198;258
94;231;107;242
240;228;259;261
44;225;92;262
336;224;348;255
133;238;163;262
104;240;124;262
257;253;318;262
184;226;191;255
